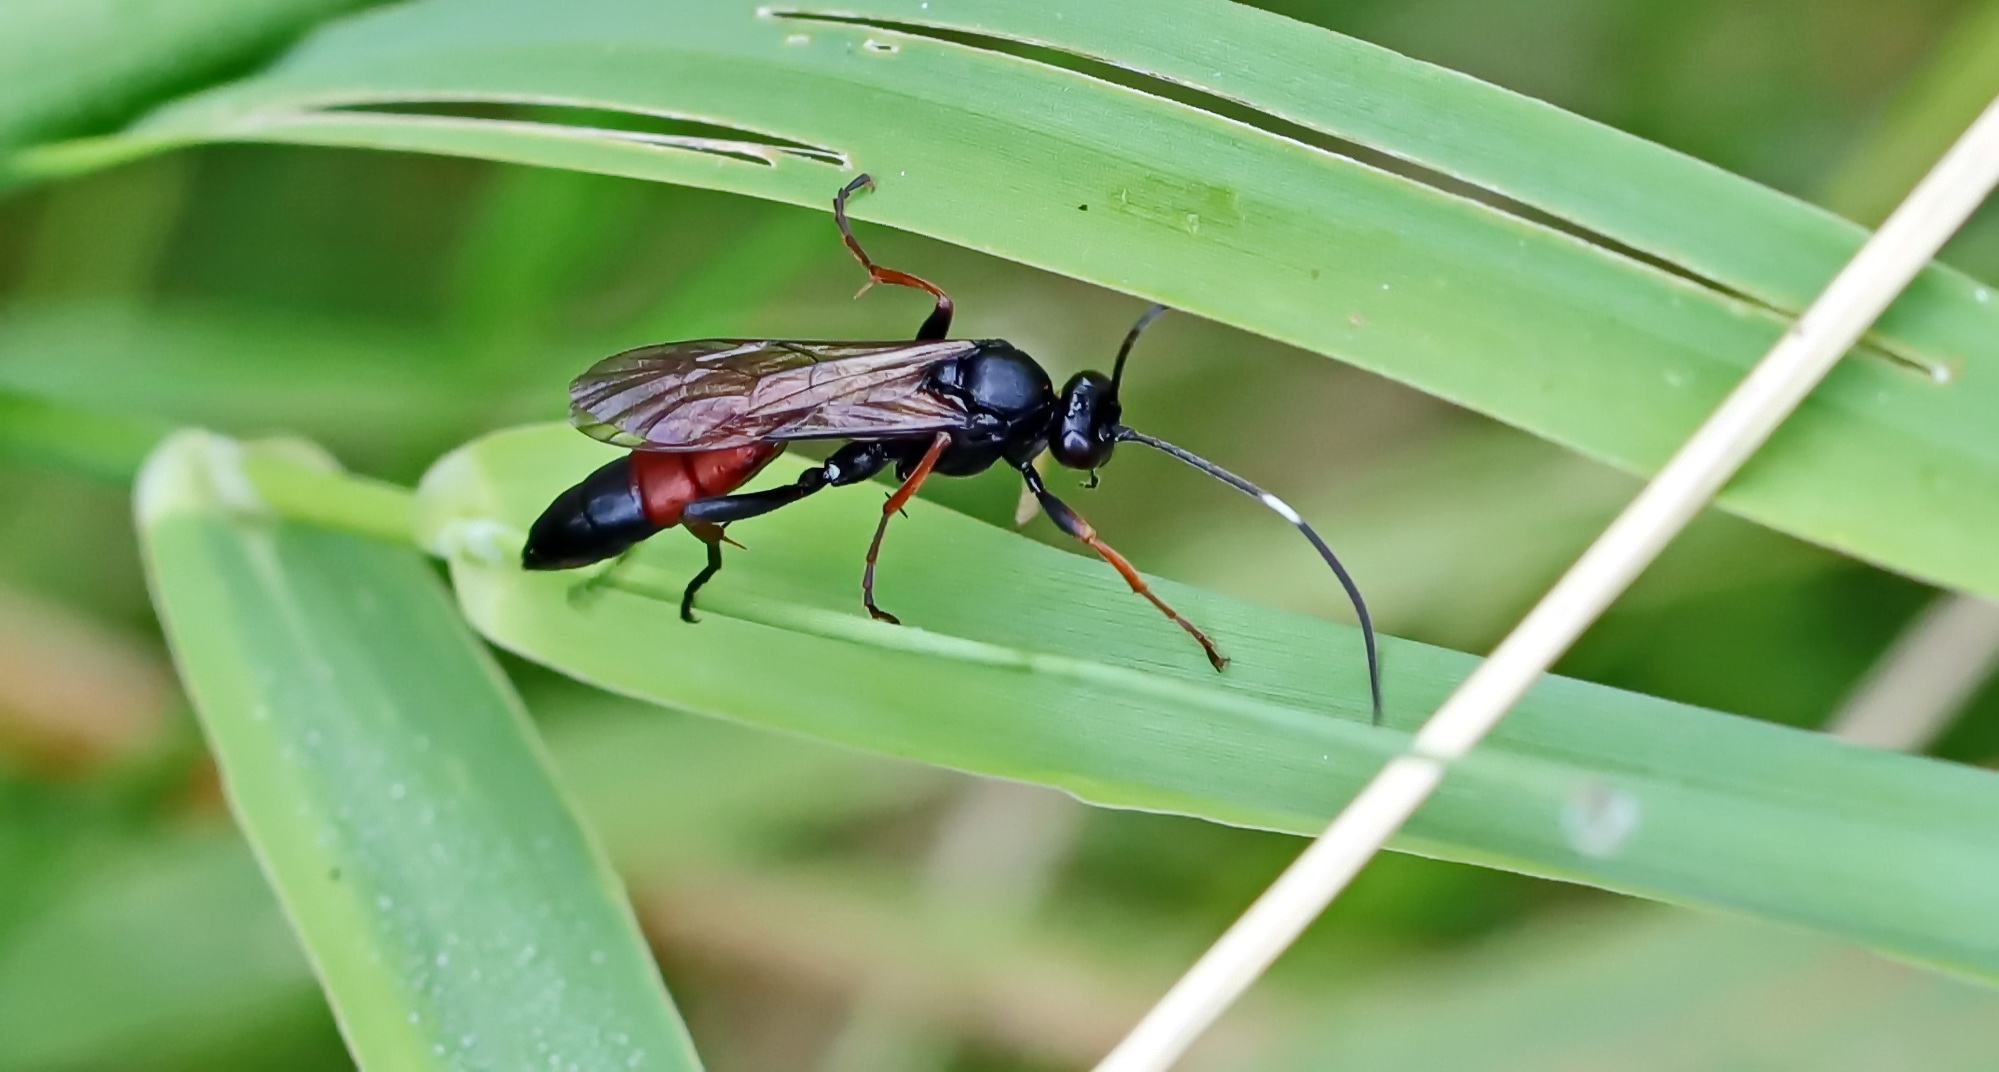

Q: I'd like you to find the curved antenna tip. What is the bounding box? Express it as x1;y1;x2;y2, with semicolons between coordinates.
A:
1109;304;1174;396
1115;426;1384;724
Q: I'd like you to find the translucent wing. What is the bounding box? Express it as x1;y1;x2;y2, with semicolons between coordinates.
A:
568;338;975;450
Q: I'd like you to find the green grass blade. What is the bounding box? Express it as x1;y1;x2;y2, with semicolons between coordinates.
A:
33;0;1999;606
418;424;1999;985
137;430;700;1072
792;0;1993;380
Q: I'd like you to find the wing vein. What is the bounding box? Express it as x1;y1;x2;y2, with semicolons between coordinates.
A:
568;338;974;450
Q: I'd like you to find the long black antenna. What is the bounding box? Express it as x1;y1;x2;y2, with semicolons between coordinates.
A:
1104;304;1383;723
1114;427;1384;725
1108;302;1169;397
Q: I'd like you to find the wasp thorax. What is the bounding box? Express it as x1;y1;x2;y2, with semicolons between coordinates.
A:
1051;370;1120;471
932;341;1055;418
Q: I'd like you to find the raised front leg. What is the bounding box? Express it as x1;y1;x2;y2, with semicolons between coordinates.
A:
834;174;954;340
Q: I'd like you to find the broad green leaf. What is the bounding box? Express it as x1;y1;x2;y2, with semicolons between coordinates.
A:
19;0;1999;603
136;431;699;1072
418;423;1999;984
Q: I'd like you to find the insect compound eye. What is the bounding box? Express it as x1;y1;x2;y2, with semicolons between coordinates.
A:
1050;371;1118;470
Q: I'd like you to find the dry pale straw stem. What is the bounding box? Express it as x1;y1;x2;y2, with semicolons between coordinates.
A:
1827;593;1999;751
1095;92;1999;1072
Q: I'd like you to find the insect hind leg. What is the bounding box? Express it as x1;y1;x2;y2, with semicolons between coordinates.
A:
676;479;824;622
834;174;954;340
679;523;728;622
677;442;895;620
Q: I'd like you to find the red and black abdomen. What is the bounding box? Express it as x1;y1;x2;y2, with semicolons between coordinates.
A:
629;444;781;527
521;444;783;570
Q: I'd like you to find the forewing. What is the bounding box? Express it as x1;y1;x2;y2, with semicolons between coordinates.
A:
568;339;973;449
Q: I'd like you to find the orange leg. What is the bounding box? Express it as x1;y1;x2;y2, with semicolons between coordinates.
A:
864;432;952;623
835;174;954;340
1017;462;1228;671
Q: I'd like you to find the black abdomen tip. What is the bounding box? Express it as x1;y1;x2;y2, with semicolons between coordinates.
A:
520;456;660;570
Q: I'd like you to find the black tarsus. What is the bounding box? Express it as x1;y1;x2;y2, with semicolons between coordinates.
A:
1114;426;1385;725
680;529;726;622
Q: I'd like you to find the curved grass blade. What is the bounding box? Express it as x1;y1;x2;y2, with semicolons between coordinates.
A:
418;424;1999;985
776;0;1994;376
25;0;1999;608
137;431;700;1072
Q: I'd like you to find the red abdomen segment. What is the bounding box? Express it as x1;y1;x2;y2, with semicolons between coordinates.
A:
630;444;784;528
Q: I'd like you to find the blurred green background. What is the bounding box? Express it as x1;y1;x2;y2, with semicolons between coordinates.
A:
3;1;1998;1069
